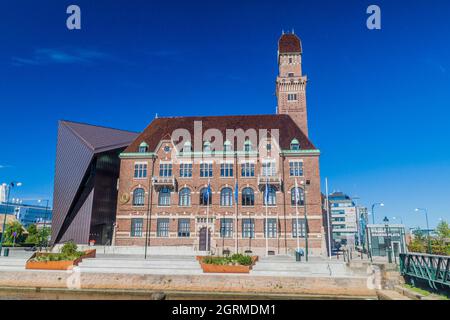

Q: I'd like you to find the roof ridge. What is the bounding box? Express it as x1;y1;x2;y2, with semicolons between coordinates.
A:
60;120;140;134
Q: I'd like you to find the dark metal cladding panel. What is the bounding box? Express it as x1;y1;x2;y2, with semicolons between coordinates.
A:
63;121;139;152
51;122;94;243
59;189;94;244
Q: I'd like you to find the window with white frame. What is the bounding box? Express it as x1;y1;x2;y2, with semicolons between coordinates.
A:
262;161;276;177
132;188;145;206
220;187;233;206
130;218;143;237
263;185;277;206
178;218;190;237
242;187;254;206
180;163;192;177
220;218;233;238
157;218;169;237
134;163;147;179
289;161;303;176
288;93;298;101
242;218;255;238
159;163;172;177
241;162;255;177
264;218;278;238
200;162;213;177
220;163;233;177
158;187;171;206
292;218;306;238
178;188;191;206
291;187;305;206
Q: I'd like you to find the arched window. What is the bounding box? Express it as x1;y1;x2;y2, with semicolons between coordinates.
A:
179;188;191;206
263;185;276;206
220;187;233;206
244;139;252;152
138;142;148;153
242;187;254;206
290;138;300;151
199;187;212;206
291;187;305;206
158;187;171;206
132;188;145;206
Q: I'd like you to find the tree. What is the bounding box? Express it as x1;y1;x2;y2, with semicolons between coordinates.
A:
25;224;38;244
4;221;24;244
436;221;450;240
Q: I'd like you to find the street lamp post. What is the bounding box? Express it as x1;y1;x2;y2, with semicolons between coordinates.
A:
383;216;393;263
371;202;385;224
415;208;432;254
0;182;22;255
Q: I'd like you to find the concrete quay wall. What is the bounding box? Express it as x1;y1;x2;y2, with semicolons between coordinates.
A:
0;270;376;298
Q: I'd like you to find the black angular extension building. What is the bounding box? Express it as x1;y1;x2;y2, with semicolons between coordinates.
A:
51;121;138;245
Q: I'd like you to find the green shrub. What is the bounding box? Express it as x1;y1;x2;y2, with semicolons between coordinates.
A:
61;241;78;256
201;254;253;266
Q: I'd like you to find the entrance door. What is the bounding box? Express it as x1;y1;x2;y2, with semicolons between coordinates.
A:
199;227;211;251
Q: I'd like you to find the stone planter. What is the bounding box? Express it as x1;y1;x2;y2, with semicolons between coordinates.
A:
25;249;96;270
197;256;258;274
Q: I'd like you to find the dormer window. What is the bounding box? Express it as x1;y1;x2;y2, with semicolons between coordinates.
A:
244;139;252;152
138;142;148;153
203;141;211;152
290;138;300;151
224;140;232;152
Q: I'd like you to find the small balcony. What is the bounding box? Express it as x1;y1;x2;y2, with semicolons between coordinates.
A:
151;176;177;190
257;175;282;190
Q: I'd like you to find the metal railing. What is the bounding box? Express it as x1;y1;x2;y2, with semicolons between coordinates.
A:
399;252;450;290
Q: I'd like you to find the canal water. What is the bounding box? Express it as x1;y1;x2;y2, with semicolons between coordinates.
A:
0;288;376;300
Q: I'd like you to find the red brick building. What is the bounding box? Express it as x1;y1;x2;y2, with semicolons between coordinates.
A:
114;33;325;256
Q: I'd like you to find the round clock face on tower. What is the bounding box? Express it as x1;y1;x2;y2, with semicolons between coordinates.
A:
164;145;171;153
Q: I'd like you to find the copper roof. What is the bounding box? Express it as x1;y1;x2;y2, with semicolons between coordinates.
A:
125;114;316;153
278;33;302;54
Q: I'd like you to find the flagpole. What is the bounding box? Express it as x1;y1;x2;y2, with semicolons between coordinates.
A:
265;201;269;257
325;177;331;259
295;179;300;253
235;178;238;254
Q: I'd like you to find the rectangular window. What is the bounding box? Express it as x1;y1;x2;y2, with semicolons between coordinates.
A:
288;93;298;101
157;218;169;237
178;218;190;237
200;163;213;177
289;161;304;177
264;218;278;238
220;163;233;177
134;163;147;179
292;218;306;238
159;163;172;177
242;218;255;239
179;163;193;177
220;218;233;238
241;162;255;177
288;72;294;77
130;218;143;237
262;161;276;177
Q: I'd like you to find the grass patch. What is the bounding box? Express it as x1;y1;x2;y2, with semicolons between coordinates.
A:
403;284;449;300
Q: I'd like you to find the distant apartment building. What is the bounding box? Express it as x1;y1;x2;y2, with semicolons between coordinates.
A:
0;202;53;227
328;192;357;246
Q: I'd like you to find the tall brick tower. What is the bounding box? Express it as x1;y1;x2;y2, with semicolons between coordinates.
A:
276;32;309;136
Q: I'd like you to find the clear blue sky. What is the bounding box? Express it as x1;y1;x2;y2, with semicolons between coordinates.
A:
1;0;449;229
